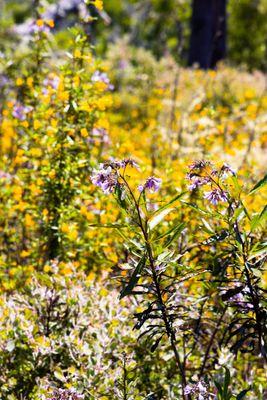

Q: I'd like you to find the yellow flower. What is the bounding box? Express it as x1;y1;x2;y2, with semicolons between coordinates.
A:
74;49;82;58
33;120;42;130
48;170;56;179
27;77;33;87
36;19;44;27
20;250;30;258
25;214;35;228
80;128;89;137
47;19;54;28
93;0;103;10
16;78;24;86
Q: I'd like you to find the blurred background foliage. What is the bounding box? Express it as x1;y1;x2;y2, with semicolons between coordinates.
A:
1;0;267;70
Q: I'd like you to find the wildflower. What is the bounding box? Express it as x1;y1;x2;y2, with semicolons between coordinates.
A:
138;177;162;193
91;70;114;90
28;20;51;34
120;158;139;170
221;163;236;177
43;74;60;90
204;189;228;205
189;160;211;171
187;176;210;191
91;127;110;144
12;104;32;121
94;0;103;10
91;164;118;194
184;385;193;395
47;388;84;400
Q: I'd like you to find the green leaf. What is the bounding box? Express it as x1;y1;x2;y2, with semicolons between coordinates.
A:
165;222;186;248
180;201;211;216
214;380;223;395
54;370;66;382
250;205;267;231
148;207;174;231
236;388;251;400
152;191;186;215
120;254;146;299
88;223;128;228
201;218;214;234
249;173;267;195
223;367;231;397
6;340;15;352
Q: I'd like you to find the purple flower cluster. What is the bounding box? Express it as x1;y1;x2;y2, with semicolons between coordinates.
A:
90;128;110;145
189;160;211;171
91;164;118;194
186;159;212;191
184;381;209;399
186;160;235;206
0;74;9;88
43;75;60;91
28;21;51;35
47;388;84;400
91;71;114;90
187;176;210;191
12;104;32;121
0;171;13;180
204;189;228;205
221;163;236;177
138;177;162;194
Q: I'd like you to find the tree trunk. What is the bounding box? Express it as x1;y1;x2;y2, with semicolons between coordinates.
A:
188;0;227;69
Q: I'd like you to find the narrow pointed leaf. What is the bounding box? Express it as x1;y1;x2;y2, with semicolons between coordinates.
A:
120;255;146;299
148;208;174;231
249;173;267;195
165;222;186;248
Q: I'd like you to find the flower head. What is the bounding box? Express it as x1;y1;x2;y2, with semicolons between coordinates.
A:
91;164;118;194
47;388;84;400
189;160;211;171
221;163;236;177
138;177;161;193
91;70;114;90
204;189;228;205
187;176;210;191
12;104;32;121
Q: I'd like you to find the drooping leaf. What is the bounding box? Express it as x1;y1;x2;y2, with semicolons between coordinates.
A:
148;207;174;231
120;254;146;299
249;173;267;195
150;335;164;352
221;286;244;301
236;388;251;400
250;205;267;231
152;191;186;215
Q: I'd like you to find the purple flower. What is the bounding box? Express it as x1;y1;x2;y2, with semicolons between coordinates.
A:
0;171;12;180
184;385;193;395
43;75;60;90
28;20;51;35
221;163;236;177
189;160;211;171
91;70;114;90
104;158;139;170
47;388;84;400
204;189;228;205
138;177;162;194
12;104;32;121
91;128;110;144
0;74;9;88
120;158;139;170
91;165;118;194
187;176;210;191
